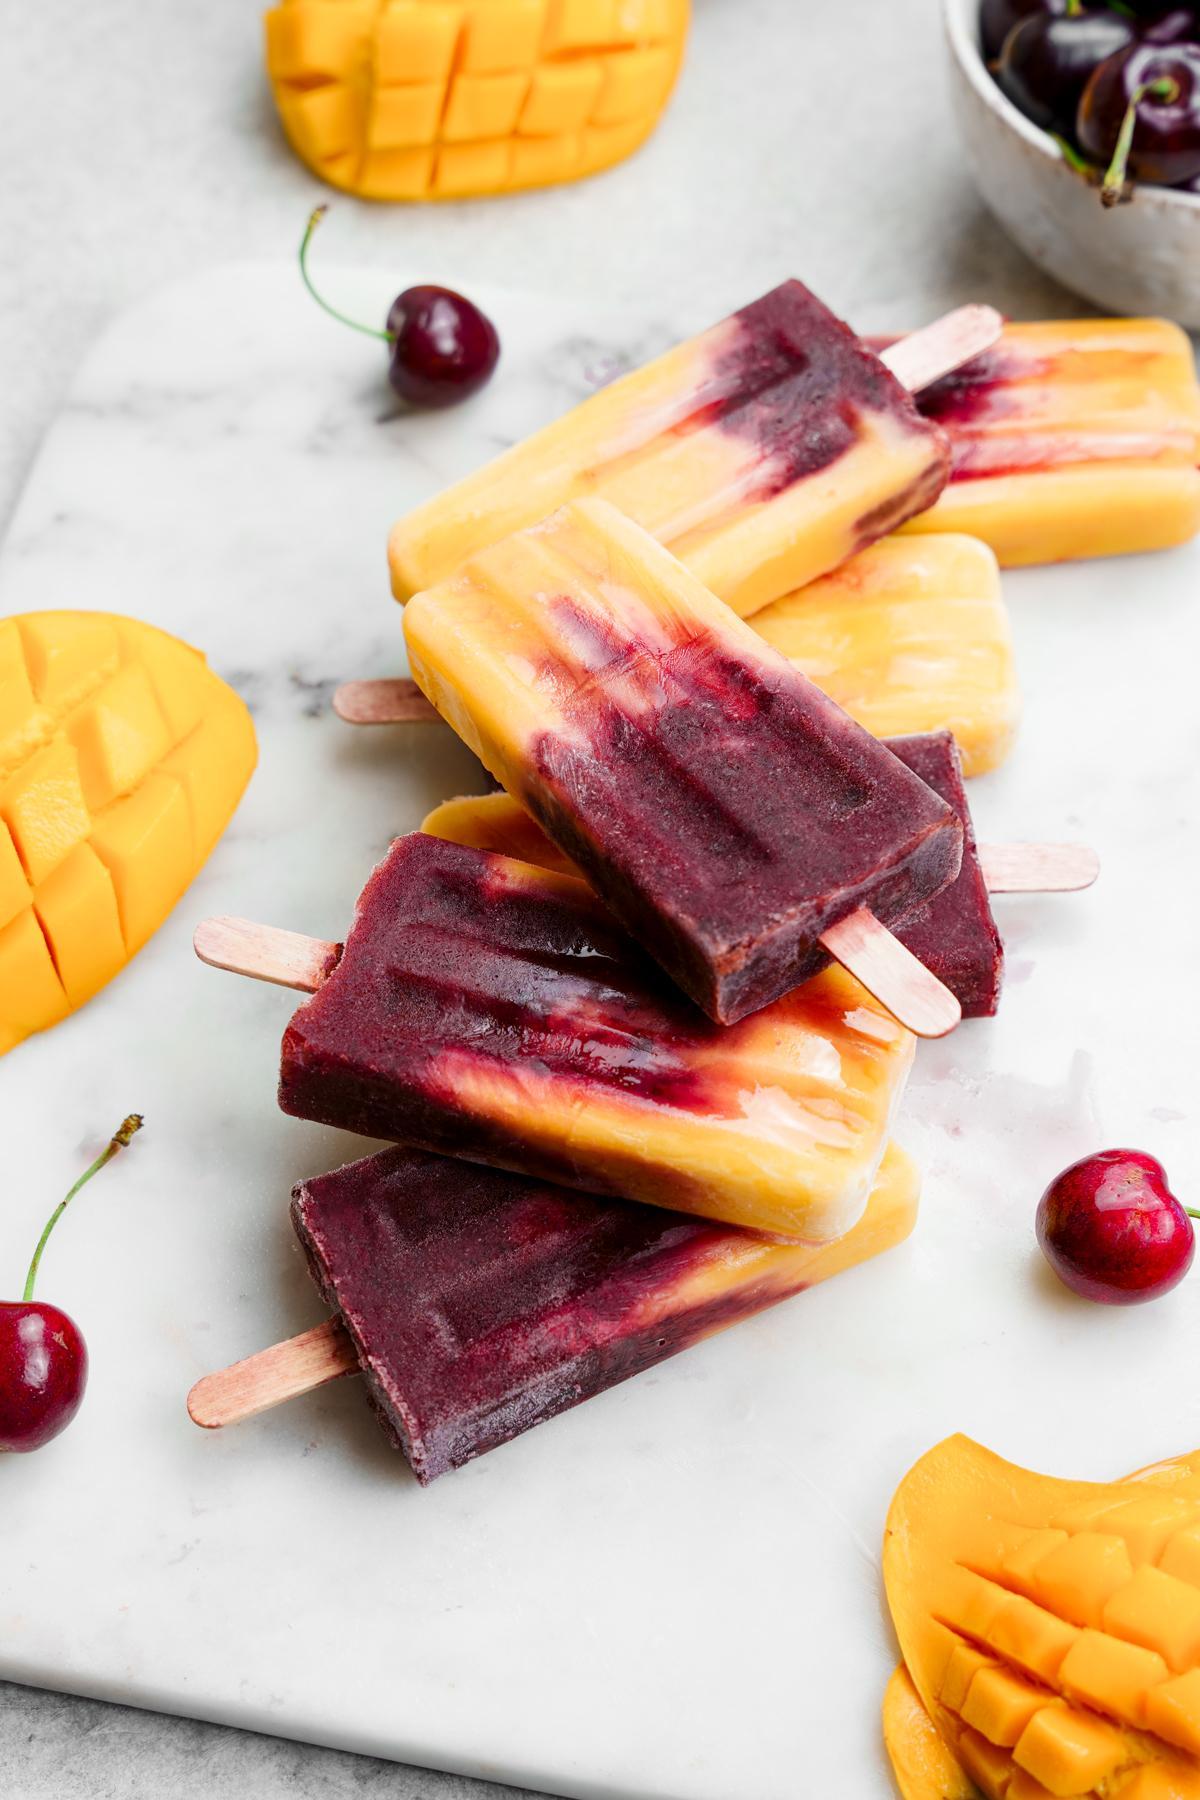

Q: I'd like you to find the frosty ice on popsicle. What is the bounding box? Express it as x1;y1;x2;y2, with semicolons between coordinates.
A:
188;1141;920;1484
194;831;917;1243
389;280;1002;616
404;498;966;1030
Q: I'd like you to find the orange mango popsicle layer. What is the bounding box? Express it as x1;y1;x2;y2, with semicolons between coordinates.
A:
751;532;1019;777
404;498;963;1025
896;318;1200;566
389;278;951;618
278;832;915;1243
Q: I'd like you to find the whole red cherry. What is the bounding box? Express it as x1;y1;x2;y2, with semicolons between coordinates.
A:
299;207;499;408
0;1114;142;1454
1037;1148;1196;1305
994;10;1136;137
981;0;1073;64
1078;41;1200;203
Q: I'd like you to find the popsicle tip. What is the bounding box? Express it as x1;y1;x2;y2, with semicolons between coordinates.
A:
1074;846;1102;889
332;680;370;723
978;843;1101;895
902;979;964;1041
820;907;962;1040
881;304;1005;394
332;678;437;725
193;917;338;993
193;914;251;971
186;1376;224;1430
188;1321;359;1431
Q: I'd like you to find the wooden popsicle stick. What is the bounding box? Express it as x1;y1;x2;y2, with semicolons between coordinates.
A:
880;304;1004;394
979;843;1100;894
820;907;961;1039
188;1318;357;1429
193;916;337;993
333;677;436;725
198;909;960;1039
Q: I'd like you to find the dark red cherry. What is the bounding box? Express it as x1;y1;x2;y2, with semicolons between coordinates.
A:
981;0;1072;63
995;10;1136;135
385;286;500;408
0;1114;141;1455
299;208;500;410
1078;41;1200;199
1037;1149;1196;1305
0;1304;88;1453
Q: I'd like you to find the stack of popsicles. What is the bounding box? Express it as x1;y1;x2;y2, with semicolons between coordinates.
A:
192;274;1172;1481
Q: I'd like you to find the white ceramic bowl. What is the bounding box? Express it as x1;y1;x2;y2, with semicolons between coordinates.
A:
943;0;1200;325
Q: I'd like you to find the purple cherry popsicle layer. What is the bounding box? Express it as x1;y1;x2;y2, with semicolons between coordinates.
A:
886;732;1004;1019
389;278;953;618
420;725;1005;1021
404;498;964;1025
291;1142;920;1484
277;832;916;1243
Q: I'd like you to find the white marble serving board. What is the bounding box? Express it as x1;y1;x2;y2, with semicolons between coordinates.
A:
1;262;1197;1800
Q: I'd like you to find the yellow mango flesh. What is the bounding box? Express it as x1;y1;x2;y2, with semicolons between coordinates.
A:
0;613;256;1054
905;319;1200;567
264;0;690;200
752;534;1019;777
883;1438;1200;1799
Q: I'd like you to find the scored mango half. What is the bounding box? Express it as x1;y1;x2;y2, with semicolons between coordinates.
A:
884;1436;1200;1799
0;612;256;1055
264;0;690;201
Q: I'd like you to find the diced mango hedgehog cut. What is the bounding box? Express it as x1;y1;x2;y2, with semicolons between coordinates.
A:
264;0;690;200
883;1436;1200;1799
0;613;256;1055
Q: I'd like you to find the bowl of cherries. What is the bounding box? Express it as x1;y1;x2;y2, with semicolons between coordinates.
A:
943;0;1200;323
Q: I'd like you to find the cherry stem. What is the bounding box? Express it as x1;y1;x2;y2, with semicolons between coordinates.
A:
22;1115;144;1304
1187;1209;1200;1222
299;207;395;346
1052;133;1094;177
1101;77;1181;206
1065;0;1084;16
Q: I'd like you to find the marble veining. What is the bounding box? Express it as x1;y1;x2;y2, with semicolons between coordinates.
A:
0;263;1196;1800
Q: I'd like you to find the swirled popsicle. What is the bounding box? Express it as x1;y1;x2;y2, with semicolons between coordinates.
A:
254;830;917;1242
404;497;963;1026
420;728;1004;1020
389;281;1001;617
188;1141;920;1483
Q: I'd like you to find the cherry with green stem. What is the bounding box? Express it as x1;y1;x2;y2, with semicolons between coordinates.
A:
0;1114;143;1455
299;207;500;409
1077;41;1200;201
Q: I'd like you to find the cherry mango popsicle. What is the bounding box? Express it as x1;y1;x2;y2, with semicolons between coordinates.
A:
290;1141;920;1483
277;832;916;1242
389;278;954;618
891;318;1200;565
422;726;1005;1020
404;497;964;1025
